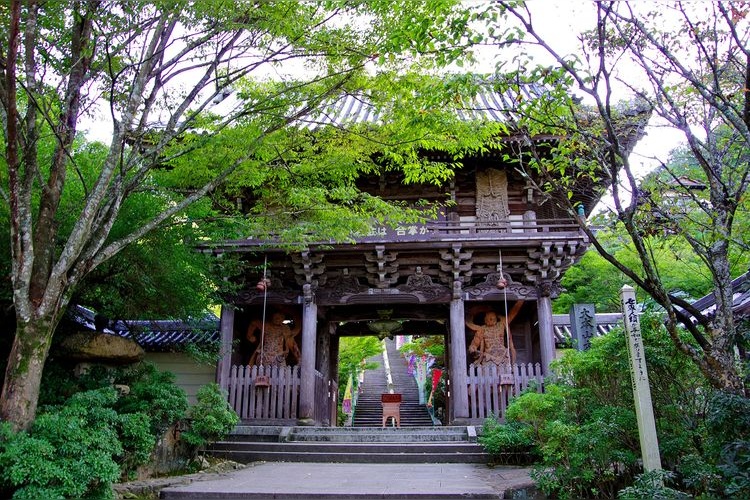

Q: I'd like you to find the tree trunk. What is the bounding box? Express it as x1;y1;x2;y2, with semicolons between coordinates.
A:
0;317;55;431
708;338;746;396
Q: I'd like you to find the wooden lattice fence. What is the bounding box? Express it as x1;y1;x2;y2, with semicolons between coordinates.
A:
227;364;300;420
467;363;544;421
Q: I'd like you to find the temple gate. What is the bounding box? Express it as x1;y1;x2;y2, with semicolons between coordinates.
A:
203;91;648;425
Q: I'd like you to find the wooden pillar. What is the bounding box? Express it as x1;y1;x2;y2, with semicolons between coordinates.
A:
449;282;469;421
299;284;317;423
537;283;555;376
216;304;235;391
329;324;340;427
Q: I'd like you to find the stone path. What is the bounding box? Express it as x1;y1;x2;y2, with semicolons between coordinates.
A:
152;461;537;499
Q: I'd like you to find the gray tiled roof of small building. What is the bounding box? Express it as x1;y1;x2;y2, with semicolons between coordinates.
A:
552;312;621;346
69;305;220;352
688;269;750;319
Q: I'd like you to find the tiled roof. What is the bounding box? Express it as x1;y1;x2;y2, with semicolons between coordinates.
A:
68;305;220;352
689;270;750;319
293;83;549;131
552;312;622;346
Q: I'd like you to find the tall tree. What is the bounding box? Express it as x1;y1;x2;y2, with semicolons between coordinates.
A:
487;1;749;394
0;0;479;430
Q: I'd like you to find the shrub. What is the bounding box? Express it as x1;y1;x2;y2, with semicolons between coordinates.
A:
705;391;750;497
481;315;726;499
479;416;537;464
0;360;193;498
181;384;239;448
618;470;688;499
0;388;153;499
114;363;189;435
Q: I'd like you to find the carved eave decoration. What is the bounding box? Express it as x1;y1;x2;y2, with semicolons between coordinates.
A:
316;267;451;305
524;240;587;284
464;272;536;301
233;276;301;305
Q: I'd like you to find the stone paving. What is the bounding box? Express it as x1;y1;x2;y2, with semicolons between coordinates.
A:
144;461;538;499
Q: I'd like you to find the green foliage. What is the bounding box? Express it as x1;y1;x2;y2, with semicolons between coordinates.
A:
481;1;749;397
111;363;189;436
480;315;743;498
181;384;239;449
41;361;189;461
618;470;688;500
0;361;207;497
182;334;225;365
0;388;152;500
703;391;750;496
479;416;536;459
398;336;445;360
554;248;628;313
554;218;746;314
1;0;487;431
337;336;383;395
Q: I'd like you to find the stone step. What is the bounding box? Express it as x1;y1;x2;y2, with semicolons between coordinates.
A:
288;432;460;442
206;425;487;465
208;449;488;464
207;441;487;464
211;441;484;455
225;425;472;442
351;338;435;428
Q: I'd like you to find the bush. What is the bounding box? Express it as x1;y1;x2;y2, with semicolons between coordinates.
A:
705;391;750;497
479;416;537;464
40;361;189;437
181;383;239;448
0;361;194;498
618;470;689;499
0;388;152;499
481;315;730;499
114;363;189;435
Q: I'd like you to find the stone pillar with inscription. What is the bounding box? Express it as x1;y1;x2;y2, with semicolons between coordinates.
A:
298;284;318;424
537;283;556;375
217;305;235;391
449;281;470;421
621;285;662;472
570;303;597;351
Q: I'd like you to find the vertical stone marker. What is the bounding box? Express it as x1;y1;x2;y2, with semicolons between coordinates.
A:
620;285;662;472
570;303;596;351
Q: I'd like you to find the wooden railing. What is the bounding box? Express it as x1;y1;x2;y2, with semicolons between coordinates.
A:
204;218;584;251
467;363;544;421
227;365;336;425
227;364;300;421
358;218;584;243
427;218;582;235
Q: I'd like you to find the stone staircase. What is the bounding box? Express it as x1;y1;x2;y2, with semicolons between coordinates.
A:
352;338;433;427
206;425;488;464
205;339;484;465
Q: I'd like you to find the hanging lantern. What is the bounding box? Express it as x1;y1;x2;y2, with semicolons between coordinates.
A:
256;277;271;291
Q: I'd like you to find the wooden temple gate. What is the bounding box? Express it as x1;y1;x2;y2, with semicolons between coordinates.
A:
202;87;648;426
213;203;584;426
224;354;544;423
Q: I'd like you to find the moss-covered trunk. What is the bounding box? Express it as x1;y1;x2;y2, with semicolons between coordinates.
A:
0;318;55;431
